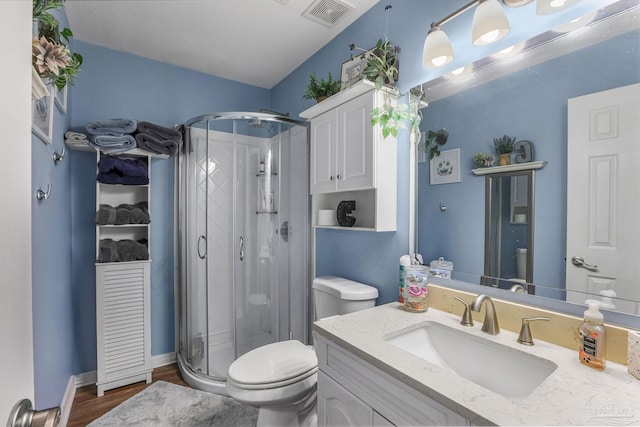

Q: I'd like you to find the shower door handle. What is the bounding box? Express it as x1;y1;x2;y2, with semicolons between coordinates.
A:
197;235;207;259
239;236;245;261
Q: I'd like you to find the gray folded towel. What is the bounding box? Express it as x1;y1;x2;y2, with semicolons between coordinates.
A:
95;204;117;225
96;202;150;225
136;121;182;142
86;118;137;136
97;239;120;263
117;239;149;262
90;135;136;155
134;132;180;156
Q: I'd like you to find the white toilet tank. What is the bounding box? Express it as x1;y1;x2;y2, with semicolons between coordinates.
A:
312;276;378;320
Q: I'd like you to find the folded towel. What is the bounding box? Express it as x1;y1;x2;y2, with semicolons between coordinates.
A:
97;239;120;263
64;131;88;141
95;204;117;225
90;135;136;155
97;239;149;262
136;121;182;142
98;157;148;177
134;132;180;156
97;172;149;185
85;118;137;136
117;239;149;262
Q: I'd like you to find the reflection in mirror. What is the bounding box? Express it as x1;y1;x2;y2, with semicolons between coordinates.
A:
415;0;640;318
482;170;534;293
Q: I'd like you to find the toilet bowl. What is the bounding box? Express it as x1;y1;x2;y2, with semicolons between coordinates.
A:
226;276;378;427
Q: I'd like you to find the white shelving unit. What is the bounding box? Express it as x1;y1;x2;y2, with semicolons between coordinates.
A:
94;150;153;396
301;80;398;232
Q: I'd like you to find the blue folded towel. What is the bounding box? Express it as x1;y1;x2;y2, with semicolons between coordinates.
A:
85;118;137;136
97;172;149;185
98;157;148;177
90;135;136;155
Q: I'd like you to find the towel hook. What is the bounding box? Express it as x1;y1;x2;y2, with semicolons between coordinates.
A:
35;184;51;201
53;147;66;165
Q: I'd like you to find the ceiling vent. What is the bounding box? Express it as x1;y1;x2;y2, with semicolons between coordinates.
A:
302;0;353;28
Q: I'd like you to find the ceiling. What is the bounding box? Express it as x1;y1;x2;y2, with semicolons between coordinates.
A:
64;0;380;89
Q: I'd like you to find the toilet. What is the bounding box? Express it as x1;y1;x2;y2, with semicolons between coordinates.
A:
226;276;378;427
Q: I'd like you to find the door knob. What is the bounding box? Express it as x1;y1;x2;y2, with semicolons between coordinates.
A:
571;256;598;271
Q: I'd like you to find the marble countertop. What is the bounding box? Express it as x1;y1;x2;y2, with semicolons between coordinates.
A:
313;302;640;426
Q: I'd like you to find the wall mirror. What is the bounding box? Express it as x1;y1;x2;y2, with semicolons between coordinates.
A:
482;170;535;293
415;0;640;321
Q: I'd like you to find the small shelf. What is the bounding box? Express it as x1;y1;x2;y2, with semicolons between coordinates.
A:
95;260;151;266
313;225;393;232
64;142;171;159
472;160;547;175
98;182;149;188
256;211;278;215
256;172;278;177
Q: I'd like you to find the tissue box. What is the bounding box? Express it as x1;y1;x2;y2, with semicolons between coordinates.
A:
629;331;640;380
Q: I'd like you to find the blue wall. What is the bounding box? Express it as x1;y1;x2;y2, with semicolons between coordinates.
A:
417;30;640;297
68;41;271;374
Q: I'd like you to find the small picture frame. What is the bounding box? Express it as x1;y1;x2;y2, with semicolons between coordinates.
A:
54;85;67;114
340;49;372;90
32;83;54;145
430;148;461;185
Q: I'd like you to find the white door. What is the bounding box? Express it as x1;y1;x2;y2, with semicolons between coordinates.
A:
566;83;640;314
310;111;337;194
1;1;35;423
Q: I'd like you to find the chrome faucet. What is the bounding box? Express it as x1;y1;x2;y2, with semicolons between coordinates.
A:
469;294;500;335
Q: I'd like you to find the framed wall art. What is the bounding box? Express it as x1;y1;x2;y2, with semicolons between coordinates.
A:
32;84;54;144
55;85;67;113
340;49;372;90
430;148;461;185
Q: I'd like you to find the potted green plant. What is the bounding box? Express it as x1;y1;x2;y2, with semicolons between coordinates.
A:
493;135;516;166
360;38;400;89
473;152;495;168
32;0;83;91
303;72;341;103
425;129;449;159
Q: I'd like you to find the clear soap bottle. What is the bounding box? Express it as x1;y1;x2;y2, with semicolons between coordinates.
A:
579;302;606;371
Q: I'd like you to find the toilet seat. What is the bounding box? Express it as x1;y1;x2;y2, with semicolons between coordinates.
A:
228;340;318;390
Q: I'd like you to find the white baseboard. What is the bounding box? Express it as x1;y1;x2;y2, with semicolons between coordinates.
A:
74;352;177;389
58;375;76;427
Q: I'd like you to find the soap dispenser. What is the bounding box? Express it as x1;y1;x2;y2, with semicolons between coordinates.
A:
579;302;606;371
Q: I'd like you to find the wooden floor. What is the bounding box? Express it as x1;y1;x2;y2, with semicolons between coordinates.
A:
67;364;189;427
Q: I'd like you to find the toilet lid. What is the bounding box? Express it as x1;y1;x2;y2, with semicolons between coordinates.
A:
227;340;318;386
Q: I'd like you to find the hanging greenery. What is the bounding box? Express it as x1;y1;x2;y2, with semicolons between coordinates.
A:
32;0;83;90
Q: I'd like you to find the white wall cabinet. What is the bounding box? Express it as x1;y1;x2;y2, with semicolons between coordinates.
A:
301;80;397;232
314;332;469;427
95;150;154;396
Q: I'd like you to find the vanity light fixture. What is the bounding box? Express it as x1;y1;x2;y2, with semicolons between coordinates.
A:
536;0;580;15
551;10;597;33
423;0;511;69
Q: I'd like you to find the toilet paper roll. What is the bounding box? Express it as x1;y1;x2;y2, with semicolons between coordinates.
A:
318;209;337;226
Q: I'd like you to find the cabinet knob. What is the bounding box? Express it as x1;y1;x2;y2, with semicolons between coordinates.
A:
336;174;342;180
330;176;334;181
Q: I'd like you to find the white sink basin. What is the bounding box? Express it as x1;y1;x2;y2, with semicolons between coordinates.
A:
385;322;558;398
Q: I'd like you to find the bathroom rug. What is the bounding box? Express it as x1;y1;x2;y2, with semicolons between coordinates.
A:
88;381;258;426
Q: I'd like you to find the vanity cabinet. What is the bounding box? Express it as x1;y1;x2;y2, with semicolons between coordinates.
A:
301;80;397;231
313;332;469;426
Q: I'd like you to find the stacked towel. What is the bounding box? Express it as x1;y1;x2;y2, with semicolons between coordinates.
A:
134;121;182;156
64;131;90;149
86;118;138;155
97;238;149;263
97;156;149;185
95;202;150;225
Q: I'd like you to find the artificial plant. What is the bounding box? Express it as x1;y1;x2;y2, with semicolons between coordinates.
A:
303;72;341;102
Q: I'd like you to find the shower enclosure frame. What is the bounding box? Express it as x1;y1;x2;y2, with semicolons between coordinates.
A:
175;112;311;395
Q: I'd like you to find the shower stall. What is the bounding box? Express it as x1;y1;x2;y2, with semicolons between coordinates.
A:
176;112;310;394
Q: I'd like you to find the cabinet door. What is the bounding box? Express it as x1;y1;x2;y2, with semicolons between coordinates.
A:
318;371;373;427
310;111;338;194
337;92;374;191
